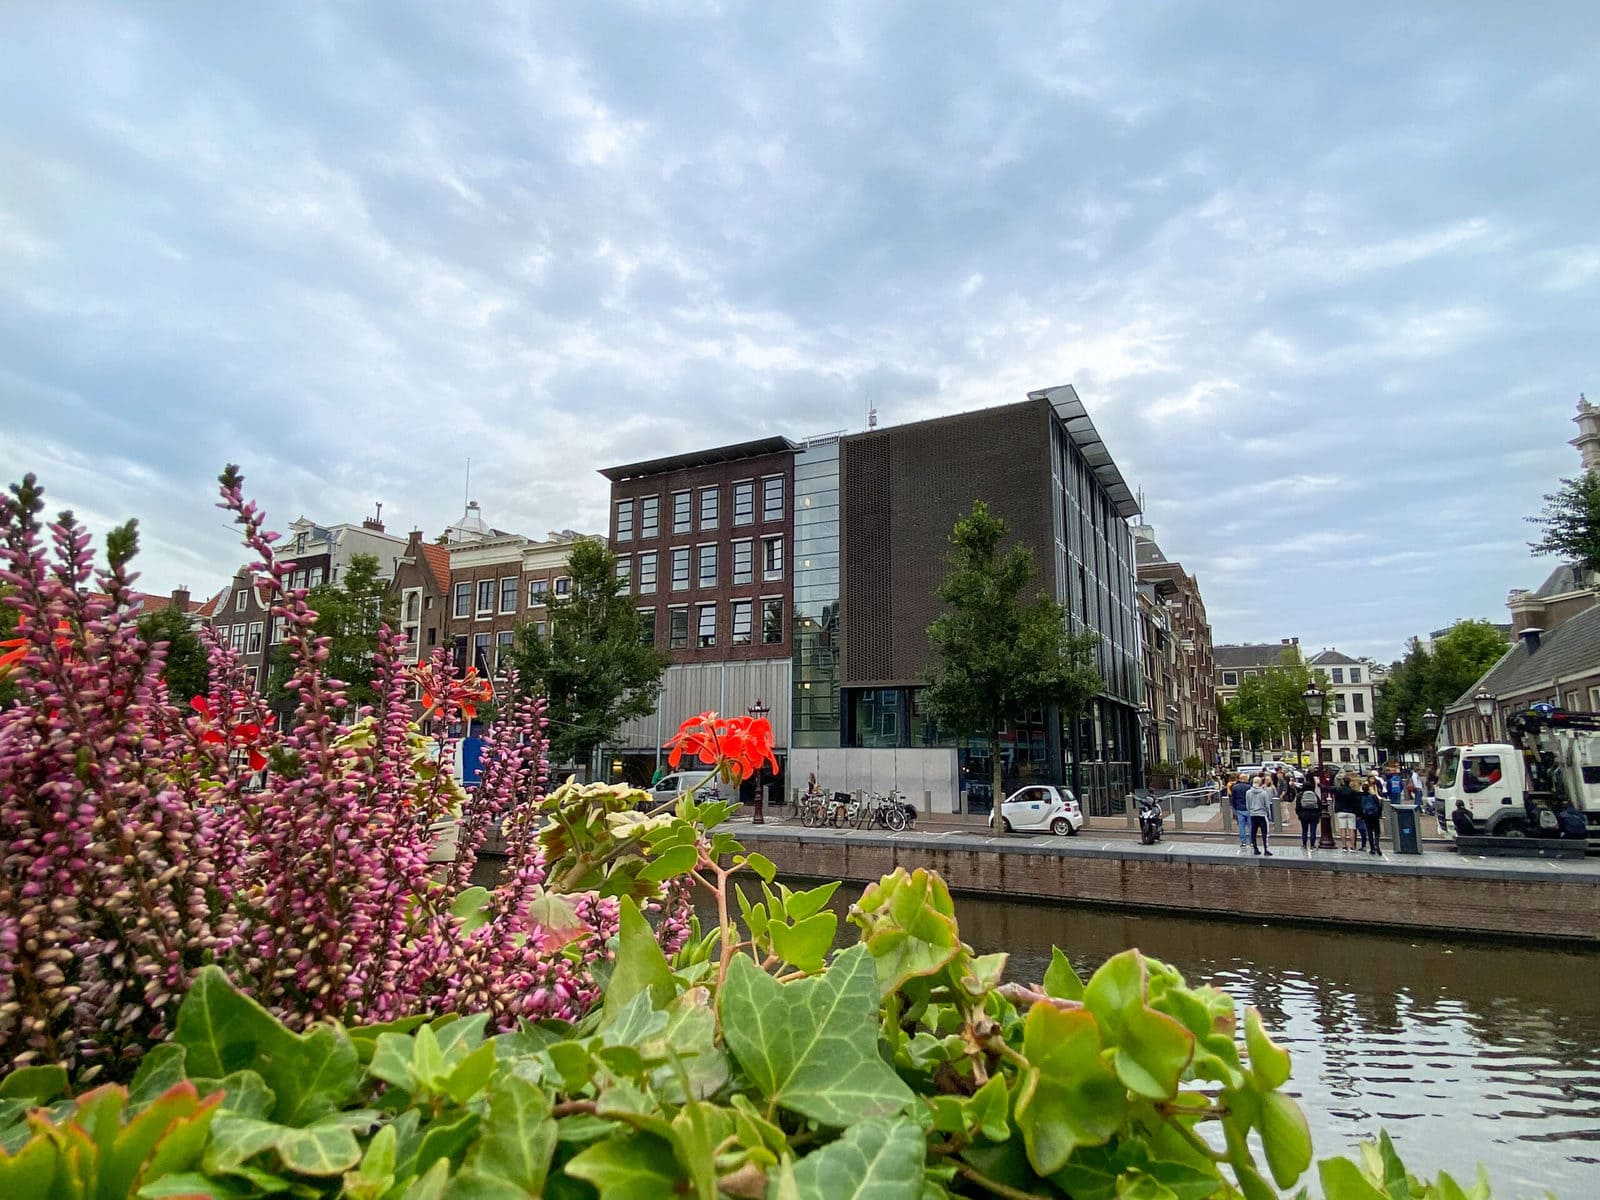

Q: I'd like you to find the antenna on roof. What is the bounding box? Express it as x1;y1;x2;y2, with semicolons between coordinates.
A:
464;458;471;510
867;404;878;430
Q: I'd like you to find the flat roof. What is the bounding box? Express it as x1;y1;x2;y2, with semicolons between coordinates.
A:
599;436;799;482
1029;384;1141;519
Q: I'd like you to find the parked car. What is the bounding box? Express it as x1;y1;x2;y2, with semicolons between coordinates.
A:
650;770;724;808
988;785;1083;836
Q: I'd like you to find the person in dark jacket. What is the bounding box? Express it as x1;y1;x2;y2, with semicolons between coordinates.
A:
1362;779;1385;856
1230;774;1251;852
1332;774;1363;852
1451;799;1477;837
1295;780;1323;854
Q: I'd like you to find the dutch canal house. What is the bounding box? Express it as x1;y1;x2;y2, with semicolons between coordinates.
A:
599;385;1147;817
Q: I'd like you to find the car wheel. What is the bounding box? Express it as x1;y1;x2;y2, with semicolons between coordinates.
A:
1001;818;1013;833
1065;820;1079;836
1050;817;1070;836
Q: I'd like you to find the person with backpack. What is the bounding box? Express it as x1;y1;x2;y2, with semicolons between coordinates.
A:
1362;778;1385;857
1229;773;1251;853
1295;778;1323;854
1245;774;1275;856
1332;773;1362;851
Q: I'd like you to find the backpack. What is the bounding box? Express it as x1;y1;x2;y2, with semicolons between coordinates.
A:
1297;789;1320;816
1385;774;1404;802
1361;791;1382;819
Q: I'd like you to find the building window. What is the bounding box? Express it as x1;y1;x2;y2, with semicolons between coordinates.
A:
1356;720;1367;739
641;496;659;539
500;577;517;614
731;600;753;645
697;603;717;648
270;617;286;644
615;499;634;541
476;579;494;616
762;535;784;580
247;622;263;654
672;491;691;535
733;481;754;526
474;632;492;673
1352;693;1365;714
235;591;246;613
699;486;719;530
639;552;658;595
244;666;259;693
1221;671;1238;687
1590;686;1600;711
697;543;718;589
637;608;656;647
230;625;246;652
454;582;471;617
1337;720;1350;740
762;475;784;522
616;556;632;588
1331;668;1344;684
534;621;547;639
496;630;515;670
452;635;467;670
1334;694;1347;714
732;539;753;585
669;607;689;650
1339;747;1352;763
671;548;690;591
762;598;784;645
554;577;571;597
528;578;548;607
1349;667;1362;683
405;592;420;621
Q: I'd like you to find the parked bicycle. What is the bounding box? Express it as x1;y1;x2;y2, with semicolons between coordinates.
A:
856;791;909;832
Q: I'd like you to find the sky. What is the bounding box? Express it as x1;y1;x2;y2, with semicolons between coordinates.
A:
2;2;1597;661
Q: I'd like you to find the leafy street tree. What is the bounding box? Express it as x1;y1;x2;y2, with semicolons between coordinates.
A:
922;501;1103;827
509;537;670;773
137;603;210;703
1217;649;1322;764
269;552;394;709
1375;620;1510;754
1527;470;1600;576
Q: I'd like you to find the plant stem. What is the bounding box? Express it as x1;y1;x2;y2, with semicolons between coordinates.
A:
955;1161;1053;1200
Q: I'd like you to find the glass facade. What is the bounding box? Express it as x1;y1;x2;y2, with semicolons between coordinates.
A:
791;438;841;747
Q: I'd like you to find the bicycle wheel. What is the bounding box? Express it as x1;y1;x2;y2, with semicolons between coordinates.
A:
885;807;907;833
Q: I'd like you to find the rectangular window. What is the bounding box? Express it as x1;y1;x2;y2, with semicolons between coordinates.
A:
731;600;753;645
697;603;717;648
1337;720;1350;740
496;630;515;670
699;486;719;529
638;552;658;594
1352;693;1365;714
235;591;246;613
732;539;753;585
671;547;690;591
527;578;548;607
1355;720;1368;739
616;556;632;588
697;543;717;588
762;598;784;645
500;576;517;614
641;496;660;539
615;499;634;542
270;617;286;644
1331;668;1344;684
1349;667;1361;683
669;607;689;650
1221;671;1238;687
1334;694;1347;714
230;624;246;652
672;491;691;534
452;635;467;670
733;481;754;525
554;577;571;597
762;475;784;522
762;535;784;580
244;666;259;693
473;632;492;673
637;608;655;647
247;622;263;654
476;579;494;615
309;566;325;588
454;582;471;617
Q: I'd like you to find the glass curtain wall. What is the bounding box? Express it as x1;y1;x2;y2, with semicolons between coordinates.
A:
792;438;841;747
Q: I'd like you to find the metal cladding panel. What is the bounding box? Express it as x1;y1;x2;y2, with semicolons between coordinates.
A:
841;400;1054;687
611;659;792;750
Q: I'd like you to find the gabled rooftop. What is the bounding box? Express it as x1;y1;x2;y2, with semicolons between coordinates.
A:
1449;604;1600;709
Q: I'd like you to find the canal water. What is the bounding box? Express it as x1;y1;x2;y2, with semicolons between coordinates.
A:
781;880;1600;1197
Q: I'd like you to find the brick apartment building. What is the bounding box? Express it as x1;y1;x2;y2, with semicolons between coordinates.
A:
1134;525;1218;769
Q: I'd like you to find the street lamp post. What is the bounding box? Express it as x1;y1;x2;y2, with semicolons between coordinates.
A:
1303;682;1334;848
1423;707;1441;831
747;699;770;825
1392;718;1407;768
1474;689;1497;741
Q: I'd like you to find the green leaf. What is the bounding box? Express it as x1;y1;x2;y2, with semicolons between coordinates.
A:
276;1112;379;1176
790;1118;925;1200
1259;1093;1312;1188
443;1042;498;1105
0;1131;60;1198
1244;1008;1291;1092
719;944;914;1126
174;966;359;1125
435;1013;491;1061
565;1132;685;1198
603;897;676;1028
1083;952;1195;1100
1043;947;1085;1003
401;1157;451;1200
739;852;777;883
137;1172;252;1198
451;886;494;933
769;911;838;974
195;1070;276;1120
127;1046;188;1113
1374;1131;1412;1200
967;1074;1011;1143
455;1073;557;1198
342;1123;397;1200
414;1025;445;1086
1013;1002;1127;1175
781;882;840;922
0;1064;68;1101
639;843;698;883
670;1099;734;1200
848;869;963;996
1317;1156;1391;1200
408;1111;481;1177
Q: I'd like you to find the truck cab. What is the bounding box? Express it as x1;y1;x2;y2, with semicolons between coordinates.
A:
1435;744;1528;837
1437;707;1600;849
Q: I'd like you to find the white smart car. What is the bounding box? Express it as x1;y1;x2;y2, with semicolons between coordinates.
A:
988;785;1083;836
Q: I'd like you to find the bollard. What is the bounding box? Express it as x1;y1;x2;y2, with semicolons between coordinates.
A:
1171;794;1184;832
1273;801;1285;833
1125;796;1137;830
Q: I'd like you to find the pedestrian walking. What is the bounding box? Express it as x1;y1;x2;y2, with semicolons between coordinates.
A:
1362;778;1385;857
1333;773;1362;851
1246;774;1275;856
1229;773;1251;852
1296;779;1322;854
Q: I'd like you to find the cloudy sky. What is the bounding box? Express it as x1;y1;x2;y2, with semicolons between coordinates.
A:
2;2;1596;659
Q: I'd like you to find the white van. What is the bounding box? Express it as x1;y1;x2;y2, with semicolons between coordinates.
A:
650;770;724;808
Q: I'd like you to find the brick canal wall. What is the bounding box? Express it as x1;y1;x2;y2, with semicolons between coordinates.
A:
732;828;1600;944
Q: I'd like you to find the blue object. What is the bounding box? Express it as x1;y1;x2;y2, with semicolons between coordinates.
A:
460;736;484;787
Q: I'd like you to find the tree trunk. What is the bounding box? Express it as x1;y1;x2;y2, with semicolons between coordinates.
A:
991;727;1006;835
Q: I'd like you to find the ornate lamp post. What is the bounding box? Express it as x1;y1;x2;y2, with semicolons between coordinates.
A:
1303;682;1334;848
1423;707;1441;830
1392;717;1407;768
747;699;770;825
1474;689;1496;741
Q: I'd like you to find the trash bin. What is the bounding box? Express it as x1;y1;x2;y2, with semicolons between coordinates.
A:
1392;804;1422;855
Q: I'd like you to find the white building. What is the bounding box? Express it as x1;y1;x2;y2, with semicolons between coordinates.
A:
1307;648;1378;766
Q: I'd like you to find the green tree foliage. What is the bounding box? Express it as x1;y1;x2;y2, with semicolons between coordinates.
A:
1375;621;1510;753
269;553;394;708
1219;650;1323;761
1527;469;1600;575
136;603;210;703
509;537;670;771
922;501;1102;819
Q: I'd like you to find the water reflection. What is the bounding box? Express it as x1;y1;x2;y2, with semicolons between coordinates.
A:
792;881;1600;1196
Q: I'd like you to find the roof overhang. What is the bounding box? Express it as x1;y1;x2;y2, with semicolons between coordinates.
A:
600;436;799;482
1029;385;1141;519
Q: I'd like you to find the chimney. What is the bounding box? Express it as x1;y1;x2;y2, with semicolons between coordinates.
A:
170;586;191;611
1518;627;1543;654
361;502;385;532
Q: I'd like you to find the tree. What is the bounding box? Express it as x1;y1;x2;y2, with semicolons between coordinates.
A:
509;537;670;771
1375;620;1510;753
1528;470;1600;576
922;501;1103;827
269;552;394;709
137;603;209;702
1263;649;1319;764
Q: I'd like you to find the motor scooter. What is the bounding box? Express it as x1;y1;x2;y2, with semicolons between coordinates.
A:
1137;793;1164;845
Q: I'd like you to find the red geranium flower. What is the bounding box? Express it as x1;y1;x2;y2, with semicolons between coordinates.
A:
664;711;777;782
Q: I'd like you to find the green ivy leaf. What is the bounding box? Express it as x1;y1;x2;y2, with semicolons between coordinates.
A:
670;1099;734;1200
1083;952;1195;1101
719;944;914;1126
342;1123;397;1200
848;869;963;997
1244;1009;1291;1092
453;1073;557;1198
639;843;698;884
0;1064;68;1102
789;1118;924;1199
400;1157;451;1200
1013;1003;1127;1175
565;1132;685;1198
136;1171;252;1198
967;1074;1011;1143
442;1042;498;1105
370;1033;420;1094
739;852;777;883
768;911;838;974
127;1047;188;1113
1043;948;1085;1002
604;897;675;1028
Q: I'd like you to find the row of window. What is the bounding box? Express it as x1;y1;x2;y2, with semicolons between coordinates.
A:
451;575;570;619
1219;666;1364;687
619;536;784;594
614;477;785;542
638;599;784;650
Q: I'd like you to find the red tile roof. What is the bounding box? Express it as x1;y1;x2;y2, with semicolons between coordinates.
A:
420;541;451;593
